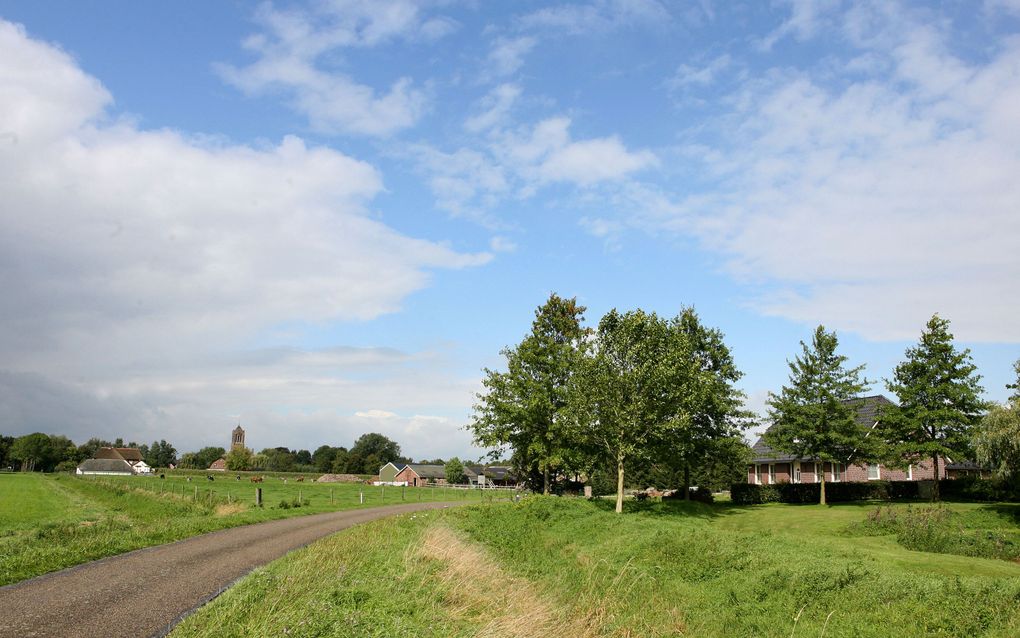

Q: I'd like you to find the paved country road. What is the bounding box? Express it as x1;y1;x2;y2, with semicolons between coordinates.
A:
0;502;462;638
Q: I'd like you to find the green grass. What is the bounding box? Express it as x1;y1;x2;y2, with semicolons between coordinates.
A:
172;497;1020;638
0;473;504;586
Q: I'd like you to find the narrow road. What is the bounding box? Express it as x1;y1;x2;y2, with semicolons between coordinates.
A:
0;502;461;638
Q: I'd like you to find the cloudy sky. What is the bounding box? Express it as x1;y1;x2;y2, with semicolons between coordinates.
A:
1;0;1018;459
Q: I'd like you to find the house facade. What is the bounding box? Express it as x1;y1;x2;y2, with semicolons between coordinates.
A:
747;395;949;485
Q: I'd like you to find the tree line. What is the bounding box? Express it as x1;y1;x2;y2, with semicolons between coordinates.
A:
471;295;1020;512
0;430;432;476
0;436;177;473
471;294;752;513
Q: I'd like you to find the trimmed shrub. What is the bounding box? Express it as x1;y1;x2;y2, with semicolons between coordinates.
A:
732;477;1020;504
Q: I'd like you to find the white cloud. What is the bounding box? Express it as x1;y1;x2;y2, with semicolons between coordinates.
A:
0;19;490;455
668;54;731;90
217;1;453;136
760;0;842;50
464;83;521;133
486;36;536;78
499;117;658;186
520;0;671;35
489;236;518;253
622;9;1020;342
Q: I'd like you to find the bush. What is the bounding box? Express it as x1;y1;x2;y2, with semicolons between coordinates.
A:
939;476;1020;502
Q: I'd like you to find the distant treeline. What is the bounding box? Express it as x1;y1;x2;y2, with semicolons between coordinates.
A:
0;430;478;475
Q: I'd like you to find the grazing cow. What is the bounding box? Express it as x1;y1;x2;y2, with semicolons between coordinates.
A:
296;477;304;482
250;476;263;483
159;474;165;480
207;475;215;481
236;475;241;481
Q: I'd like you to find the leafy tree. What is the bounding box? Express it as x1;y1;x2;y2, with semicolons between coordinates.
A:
312;445;345;473
225;446;255;471
666;308;750;499
77;437;113;461
330;449;351;474
881;315;985;501
471;294;588;494
974;402;1020;479
180;446;226;470
260;447;296;472
145;440;177;468
445;457;466;484
47;435;79;468
568;309;697;513
1007;358;1020;403
765;326;876;505
0;435;14;469
294;449;312;466
10;433;53;472
347;433;401;474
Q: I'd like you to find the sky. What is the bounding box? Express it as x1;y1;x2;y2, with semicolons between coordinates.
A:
1;0;1019;460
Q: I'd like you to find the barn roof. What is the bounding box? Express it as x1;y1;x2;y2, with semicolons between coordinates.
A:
78;459;134;474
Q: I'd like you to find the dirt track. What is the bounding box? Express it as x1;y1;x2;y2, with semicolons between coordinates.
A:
0;502;460;638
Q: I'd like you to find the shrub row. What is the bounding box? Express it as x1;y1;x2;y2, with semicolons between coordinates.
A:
731;477;1020;504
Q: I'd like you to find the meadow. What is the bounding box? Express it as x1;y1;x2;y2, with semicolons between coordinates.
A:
0;472;502;586
171;497;1020;638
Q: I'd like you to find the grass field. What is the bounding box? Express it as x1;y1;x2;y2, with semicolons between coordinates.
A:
0;472;506;586
171;497;1020;638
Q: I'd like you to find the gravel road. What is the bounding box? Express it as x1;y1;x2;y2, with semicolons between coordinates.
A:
0;502;460;638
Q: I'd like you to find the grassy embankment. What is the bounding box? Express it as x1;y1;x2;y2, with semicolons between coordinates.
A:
172;497;1020;638
0;472;502;586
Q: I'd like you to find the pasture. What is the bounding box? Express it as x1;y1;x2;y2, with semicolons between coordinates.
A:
172;497;1020;638
0;472;503;586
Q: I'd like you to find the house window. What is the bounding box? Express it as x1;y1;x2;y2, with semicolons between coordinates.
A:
868;463;880;480
754;465;762;485
793;464;801;484
832;463;842;482
768;464;776;484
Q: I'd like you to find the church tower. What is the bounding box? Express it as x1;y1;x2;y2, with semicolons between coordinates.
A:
231;425;245;450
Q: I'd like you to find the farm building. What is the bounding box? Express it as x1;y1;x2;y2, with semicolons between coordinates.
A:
83;447;152;474
76;458;135;476
377;462;405;484
394;464;446;486
208;458;227;471
748;395;951;485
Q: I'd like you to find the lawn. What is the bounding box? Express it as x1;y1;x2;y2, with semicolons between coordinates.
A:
171;497;1020;638
0;472;504;586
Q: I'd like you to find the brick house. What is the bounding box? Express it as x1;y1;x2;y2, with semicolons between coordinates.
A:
747;395;948;485
395;464;447;486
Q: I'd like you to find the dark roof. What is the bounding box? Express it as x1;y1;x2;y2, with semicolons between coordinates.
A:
750;395;895;463
78;459;134;474
115;448;144;462
404;464;447;479
483;465;514;480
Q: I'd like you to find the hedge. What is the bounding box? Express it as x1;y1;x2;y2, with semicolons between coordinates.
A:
729;479;1020;505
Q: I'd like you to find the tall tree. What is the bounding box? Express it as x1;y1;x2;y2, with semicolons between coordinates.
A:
765;326;874;505
445;457;466;484
667;308;750;499
882;314;985;501
974;402;1020;480
312;445;343;473
1007;358;1020;403
348;433;401;474
145;440;177;468
10;433;53;472
568;309;696;513
471;293;587;494
225;446;255;471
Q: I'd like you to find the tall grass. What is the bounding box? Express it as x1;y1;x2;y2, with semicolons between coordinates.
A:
172;498;1020;637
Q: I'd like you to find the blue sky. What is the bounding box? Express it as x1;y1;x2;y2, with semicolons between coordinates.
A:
1;1;1018;459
